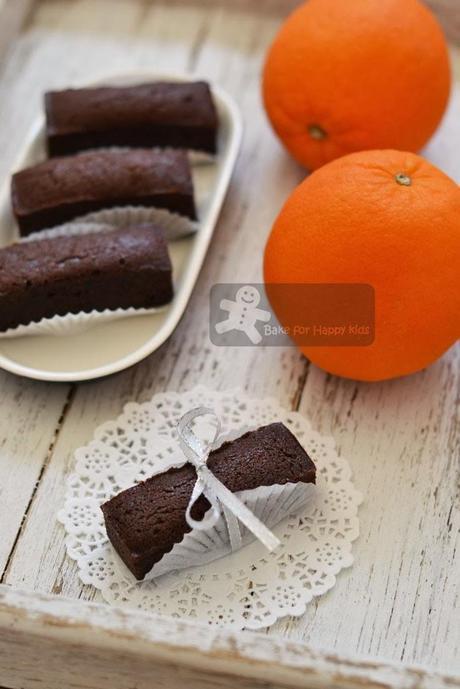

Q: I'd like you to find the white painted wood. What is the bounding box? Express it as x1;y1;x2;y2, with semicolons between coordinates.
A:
276;348;460;669
0;376;70;575
0;1;458;687
0;0;34;60
0;585;458;689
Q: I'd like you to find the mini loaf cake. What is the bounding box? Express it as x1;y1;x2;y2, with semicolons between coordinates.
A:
11;148;196;236
0;224;173;332
101;422;316;580
45;81;218;156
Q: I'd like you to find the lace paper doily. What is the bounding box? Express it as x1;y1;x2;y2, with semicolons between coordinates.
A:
59;387;362;630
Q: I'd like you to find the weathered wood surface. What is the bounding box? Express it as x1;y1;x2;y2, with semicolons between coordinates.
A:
0;586;458;689
0;0;458;684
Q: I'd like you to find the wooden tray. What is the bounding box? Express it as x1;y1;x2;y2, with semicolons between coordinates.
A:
0;1;458;688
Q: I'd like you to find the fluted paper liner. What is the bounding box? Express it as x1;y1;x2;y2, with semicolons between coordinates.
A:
0;207;194;339
109;426;318;582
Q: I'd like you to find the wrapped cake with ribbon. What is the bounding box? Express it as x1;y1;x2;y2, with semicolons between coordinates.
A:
101;407;317;580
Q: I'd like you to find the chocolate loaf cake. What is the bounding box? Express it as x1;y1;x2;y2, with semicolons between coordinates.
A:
45;81;218;156
11;148;196;236
0;224;173;331
101;422;316;580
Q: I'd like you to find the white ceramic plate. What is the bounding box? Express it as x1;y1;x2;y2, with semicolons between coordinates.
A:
0;72;243;382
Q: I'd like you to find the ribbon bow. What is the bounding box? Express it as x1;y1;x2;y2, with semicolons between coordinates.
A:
177;407;280;553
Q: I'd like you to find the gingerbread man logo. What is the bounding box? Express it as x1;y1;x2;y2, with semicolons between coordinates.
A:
215;285;271;344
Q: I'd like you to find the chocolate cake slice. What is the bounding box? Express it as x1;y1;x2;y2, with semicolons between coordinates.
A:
45;81;218;156
11;148;196;236
0;224;173;331
101;422;316;580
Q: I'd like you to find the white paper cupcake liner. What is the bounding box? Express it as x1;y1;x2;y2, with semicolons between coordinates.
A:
21;221;122;243
49;144;215;167
23;205;198;243
106;424;317;582
0;213;185;339
0;304;168;339
21;146;203;242
188;150;215;165
139;480;316;581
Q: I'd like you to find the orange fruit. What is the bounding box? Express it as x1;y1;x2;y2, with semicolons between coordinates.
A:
262;0;451;171
263;150;460;382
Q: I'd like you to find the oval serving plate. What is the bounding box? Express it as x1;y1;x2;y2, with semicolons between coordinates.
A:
0;72;242;382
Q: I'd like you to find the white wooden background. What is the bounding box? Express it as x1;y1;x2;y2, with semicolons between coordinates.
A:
0;0;458;680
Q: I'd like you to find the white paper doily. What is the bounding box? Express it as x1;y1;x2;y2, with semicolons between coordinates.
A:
59;387;362;630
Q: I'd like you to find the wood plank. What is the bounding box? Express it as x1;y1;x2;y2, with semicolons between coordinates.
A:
0;0;73;580
274;345;460;670
0;586;458;689
0;374;70;576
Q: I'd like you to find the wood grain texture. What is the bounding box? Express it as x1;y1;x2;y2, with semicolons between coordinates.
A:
0;586;458;689
0;0;458;686
0;378;70;576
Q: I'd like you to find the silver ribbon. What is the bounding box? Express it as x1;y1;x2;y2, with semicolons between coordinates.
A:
177;407;281;553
